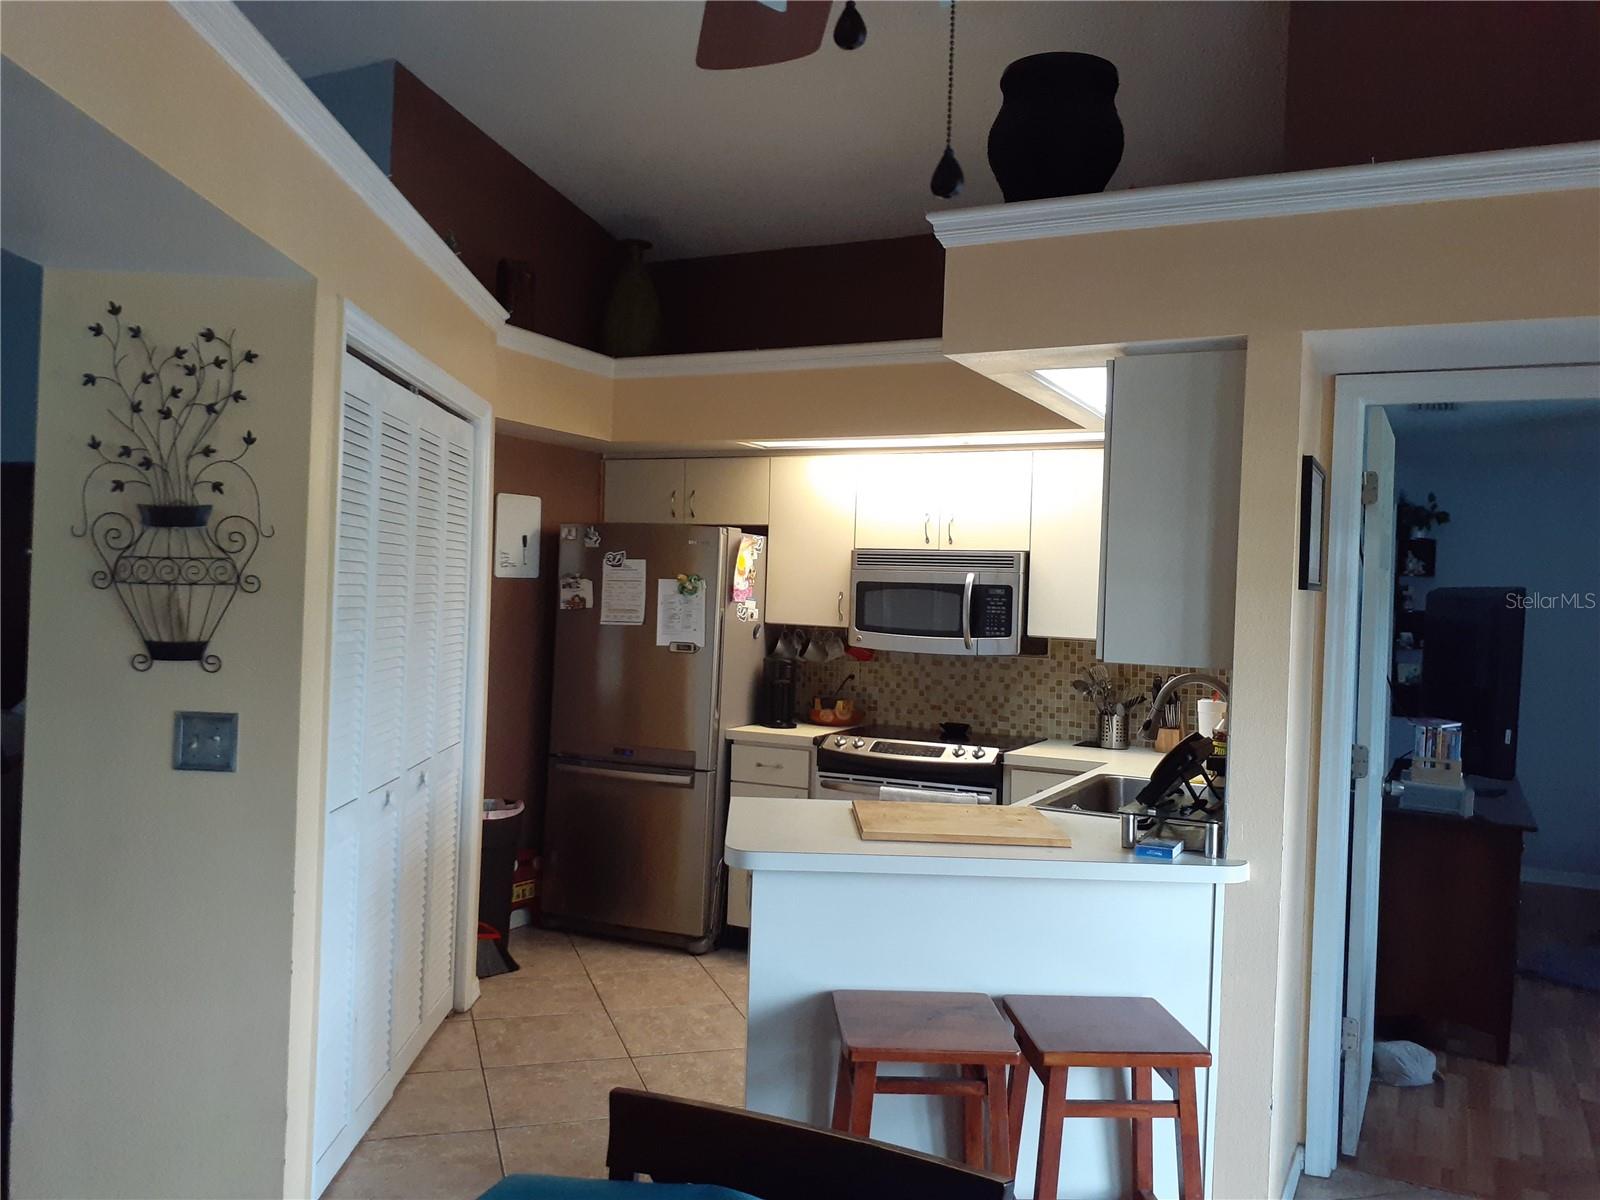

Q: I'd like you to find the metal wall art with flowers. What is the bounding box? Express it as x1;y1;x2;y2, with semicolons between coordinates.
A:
72;301;270;673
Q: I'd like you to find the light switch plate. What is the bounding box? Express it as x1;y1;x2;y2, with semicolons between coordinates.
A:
173;711;239;772
494;493;541;578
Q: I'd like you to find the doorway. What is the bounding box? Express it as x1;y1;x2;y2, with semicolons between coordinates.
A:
1305;364;1600;1196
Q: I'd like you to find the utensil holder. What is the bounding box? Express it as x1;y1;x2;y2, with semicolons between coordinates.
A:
1099;714;1128;750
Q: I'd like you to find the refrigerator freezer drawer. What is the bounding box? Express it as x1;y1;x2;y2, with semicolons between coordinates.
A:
542;759;717;940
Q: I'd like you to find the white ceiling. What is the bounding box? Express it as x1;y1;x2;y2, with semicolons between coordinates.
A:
1;60;306;279
240;0;1290;260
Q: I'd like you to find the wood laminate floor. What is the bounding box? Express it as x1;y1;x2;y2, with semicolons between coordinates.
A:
1350;885;1600;1200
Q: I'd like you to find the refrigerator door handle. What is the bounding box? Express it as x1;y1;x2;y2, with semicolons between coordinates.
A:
552;762;696;788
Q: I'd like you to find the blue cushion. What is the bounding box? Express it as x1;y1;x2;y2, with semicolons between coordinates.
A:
479;1176;760;1200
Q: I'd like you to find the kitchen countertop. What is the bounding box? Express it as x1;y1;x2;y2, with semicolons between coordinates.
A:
726;795;1248;883
724;722;854;749
1004;740;1166;776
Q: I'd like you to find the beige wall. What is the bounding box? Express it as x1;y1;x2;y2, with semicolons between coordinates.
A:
611;360;1075;446
940;193;1600;1197
14;270;319;1199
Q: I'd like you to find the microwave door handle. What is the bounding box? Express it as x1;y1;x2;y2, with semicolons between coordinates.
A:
962;571;975;650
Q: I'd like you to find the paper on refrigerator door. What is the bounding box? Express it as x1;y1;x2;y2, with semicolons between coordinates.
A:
599;554;647;625
655;579;706;647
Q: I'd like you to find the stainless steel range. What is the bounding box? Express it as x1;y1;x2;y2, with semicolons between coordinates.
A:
813;723;1042;805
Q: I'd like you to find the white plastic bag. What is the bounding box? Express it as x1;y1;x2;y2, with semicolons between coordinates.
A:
1372;1039;1437;1087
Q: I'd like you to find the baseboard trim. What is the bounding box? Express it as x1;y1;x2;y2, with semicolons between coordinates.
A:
1522;867;1600;891
1281;1143;1306;1200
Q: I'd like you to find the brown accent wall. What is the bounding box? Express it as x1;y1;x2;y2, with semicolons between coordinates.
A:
484;431;603;849
650;234;944;354
1285;1;1600;171
389;65;618;351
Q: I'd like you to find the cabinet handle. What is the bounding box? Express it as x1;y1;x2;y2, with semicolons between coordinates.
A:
669;488;677;519
383;788;393;808
947;516;955;545
688;489;697;520
923;514;931;544
837;590;845;621
420;771;428;787
755;761;782;769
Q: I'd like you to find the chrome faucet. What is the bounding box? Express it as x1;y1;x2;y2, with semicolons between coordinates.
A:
1140;672;1229;739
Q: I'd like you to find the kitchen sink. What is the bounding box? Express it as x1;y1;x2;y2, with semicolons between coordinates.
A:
1036;773;1150;816
1036;772;1226;858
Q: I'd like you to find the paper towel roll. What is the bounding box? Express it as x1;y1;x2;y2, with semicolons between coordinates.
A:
1197;698;1226;739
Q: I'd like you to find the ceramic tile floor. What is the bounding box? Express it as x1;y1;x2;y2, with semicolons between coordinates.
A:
326;926;749;1200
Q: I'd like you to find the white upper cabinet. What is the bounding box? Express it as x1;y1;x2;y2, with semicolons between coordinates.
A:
766;455;858;627
604;458;686;523
855;452;1032;551
1028;448;1104;640
684;457;770;525
1099;349;1245;668
854;454;944;549
938;452;1033;550
604;458;770;526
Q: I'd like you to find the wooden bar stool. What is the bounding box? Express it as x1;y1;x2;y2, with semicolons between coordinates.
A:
829;989;1022;1175
1001;995;1211;1200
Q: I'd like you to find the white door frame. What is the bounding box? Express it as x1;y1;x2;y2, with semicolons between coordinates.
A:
1304;362;1600;1176
341;302;494;1017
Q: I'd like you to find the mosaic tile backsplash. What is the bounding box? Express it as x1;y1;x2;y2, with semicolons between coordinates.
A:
790;638;1229;745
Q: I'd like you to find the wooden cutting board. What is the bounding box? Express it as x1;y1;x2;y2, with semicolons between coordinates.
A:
851;799;1072;848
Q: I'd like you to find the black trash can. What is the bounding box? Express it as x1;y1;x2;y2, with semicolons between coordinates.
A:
477;798;525;978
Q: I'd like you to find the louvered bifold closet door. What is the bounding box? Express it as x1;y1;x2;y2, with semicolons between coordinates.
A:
392;395;446;1053
327;360;383;813
352;780;399;1108
435;415;473;755
423;741;463;1011
312;798;359;1161
364;378;417;795
424;403;473;1009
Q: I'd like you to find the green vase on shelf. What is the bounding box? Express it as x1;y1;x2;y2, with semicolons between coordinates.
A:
603;238;662;358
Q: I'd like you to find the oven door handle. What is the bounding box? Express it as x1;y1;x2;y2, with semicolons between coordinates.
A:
961;571;975;650
816;776;889;799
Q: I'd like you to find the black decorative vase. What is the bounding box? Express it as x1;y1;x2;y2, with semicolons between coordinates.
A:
986;52;1124;203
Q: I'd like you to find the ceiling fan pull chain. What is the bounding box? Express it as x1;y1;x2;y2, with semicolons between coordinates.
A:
930;0;965;199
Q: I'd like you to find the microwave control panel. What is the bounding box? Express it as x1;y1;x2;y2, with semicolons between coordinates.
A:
972;585;1014;638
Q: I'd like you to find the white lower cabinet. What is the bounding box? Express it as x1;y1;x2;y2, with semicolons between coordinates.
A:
725;739;816;929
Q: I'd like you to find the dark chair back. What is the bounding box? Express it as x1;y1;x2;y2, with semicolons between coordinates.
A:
606;1088;1014;1200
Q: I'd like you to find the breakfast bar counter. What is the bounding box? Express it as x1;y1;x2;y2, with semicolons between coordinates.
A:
726;795;1249;1199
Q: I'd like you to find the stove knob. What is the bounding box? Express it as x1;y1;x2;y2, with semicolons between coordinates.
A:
834;736;848;747
951;746;966;758
852;738;866;749
972;747;988;760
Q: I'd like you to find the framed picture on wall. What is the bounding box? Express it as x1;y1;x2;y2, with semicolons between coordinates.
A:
1299;455;1326;591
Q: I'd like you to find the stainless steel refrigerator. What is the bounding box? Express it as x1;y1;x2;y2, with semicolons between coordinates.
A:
542;524;766;951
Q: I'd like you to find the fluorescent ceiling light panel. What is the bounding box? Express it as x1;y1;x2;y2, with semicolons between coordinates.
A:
1033;367;1108;417
744;430;1105;451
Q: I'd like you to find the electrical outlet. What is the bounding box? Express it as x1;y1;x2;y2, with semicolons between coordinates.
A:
173;711;239;772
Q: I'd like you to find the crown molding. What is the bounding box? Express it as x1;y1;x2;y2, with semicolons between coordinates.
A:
495;323;617;377
612;338;946;379
172;0;510;329
928;142;1600;248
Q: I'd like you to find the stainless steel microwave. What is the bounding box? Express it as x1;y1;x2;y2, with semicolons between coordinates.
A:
849;549;1027;656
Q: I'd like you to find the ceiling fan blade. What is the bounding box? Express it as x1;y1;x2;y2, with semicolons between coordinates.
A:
696;0;831;71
